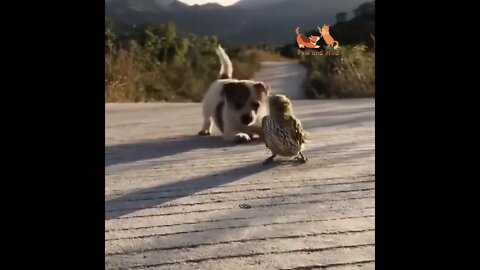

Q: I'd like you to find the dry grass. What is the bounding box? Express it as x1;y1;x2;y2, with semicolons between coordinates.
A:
302;45;375;99
105;48;261;103
105;50;146;102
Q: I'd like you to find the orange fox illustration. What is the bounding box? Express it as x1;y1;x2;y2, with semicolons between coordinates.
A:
318;25;339;49
295;26;321;49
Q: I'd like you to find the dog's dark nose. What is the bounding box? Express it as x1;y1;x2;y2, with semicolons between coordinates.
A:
241;114;253;125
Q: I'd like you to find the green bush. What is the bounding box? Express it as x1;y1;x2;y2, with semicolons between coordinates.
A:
302;45;375;99
105;20;262;102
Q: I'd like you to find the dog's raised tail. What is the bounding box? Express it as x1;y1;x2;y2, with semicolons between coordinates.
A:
216;45;233;79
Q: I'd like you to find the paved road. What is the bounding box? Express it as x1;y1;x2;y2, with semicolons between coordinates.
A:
253;61;307;99
105;62;375;269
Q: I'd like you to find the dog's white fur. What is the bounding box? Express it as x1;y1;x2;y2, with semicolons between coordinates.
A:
216;45;233;79
198;45;269;143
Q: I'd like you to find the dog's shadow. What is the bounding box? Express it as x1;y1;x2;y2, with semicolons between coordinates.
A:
105;135;264;167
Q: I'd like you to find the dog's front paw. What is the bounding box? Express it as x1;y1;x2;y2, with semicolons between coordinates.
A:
198;130;211;136
234;133;251;143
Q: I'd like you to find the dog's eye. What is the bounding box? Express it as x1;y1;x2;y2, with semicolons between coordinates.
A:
251;101;260;111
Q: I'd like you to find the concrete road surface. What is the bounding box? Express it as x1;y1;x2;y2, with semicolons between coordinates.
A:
105;62;375;269
253;61;307;99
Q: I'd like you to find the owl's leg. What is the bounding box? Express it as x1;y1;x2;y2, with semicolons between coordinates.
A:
294;152;308;163
263;154;277;165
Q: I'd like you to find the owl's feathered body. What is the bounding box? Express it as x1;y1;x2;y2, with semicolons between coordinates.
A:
262;94;308;164
263;115;306;156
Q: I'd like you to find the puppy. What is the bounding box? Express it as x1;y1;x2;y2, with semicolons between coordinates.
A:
198;45;270;143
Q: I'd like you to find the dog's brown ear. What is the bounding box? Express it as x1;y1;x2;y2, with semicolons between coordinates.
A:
254;82;269;101
220;83;232;99
222;82;244;99
222;82;250;109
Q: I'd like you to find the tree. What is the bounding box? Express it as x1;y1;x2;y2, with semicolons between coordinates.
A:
354;1;374;17
141;27;163;63
336;12;347;23
152;23;177;64
105;18;116;53
172;37;190;65
138;23;178;64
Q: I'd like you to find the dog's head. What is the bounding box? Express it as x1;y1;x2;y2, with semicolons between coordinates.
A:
221;81;269;126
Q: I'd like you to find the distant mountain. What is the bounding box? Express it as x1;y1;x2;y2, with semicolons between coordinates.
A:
234;0;371;45
330;11;375;48
107;0;189;13
233;0;289;9
106;0;373;45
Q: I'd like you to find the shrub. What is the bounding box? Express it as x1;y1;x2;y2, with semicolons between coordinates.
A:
105;21;262;102
302;45;375;99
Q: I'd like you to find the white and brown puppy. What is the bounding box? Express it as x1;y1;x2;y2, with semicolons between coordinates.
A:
198;45;270;143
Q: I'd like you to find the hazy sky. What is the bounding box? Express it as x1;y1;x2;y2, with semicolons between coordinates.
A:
178;0;240;6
